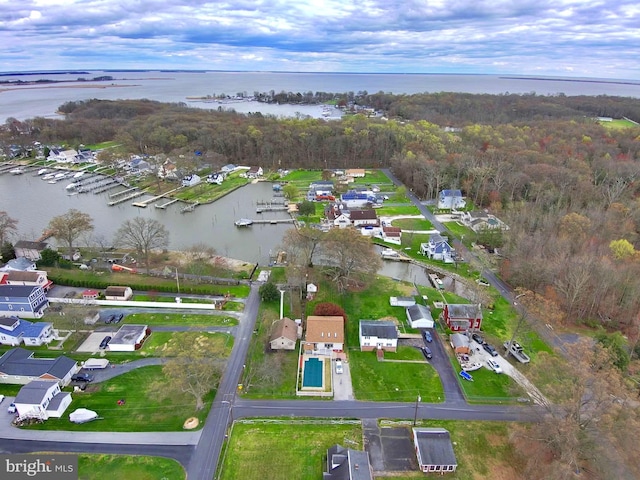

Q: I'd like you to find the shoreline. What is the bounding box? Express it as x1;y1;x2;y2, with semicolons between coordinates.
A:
0;84;141;93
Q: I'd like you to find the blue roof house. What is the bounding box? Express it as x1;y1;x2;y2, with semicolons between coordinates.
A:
420;234;455;263
0;285;49;319
0;316;55;346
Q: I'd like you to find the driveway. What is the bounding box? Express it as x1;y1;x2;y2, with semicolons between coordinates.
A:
333;359;354;400
362;418;417;474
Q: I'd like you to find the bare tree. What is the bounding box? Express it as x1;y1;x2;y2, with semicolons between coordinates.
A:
114;217;169;273
281;226;325;268
0;211;18;247
47;209;94;258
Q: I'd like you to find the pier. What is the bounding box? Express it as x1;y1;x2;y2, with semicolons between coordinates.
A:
155;199;180;209
90;180;121;194
132;187;183;208
109;187;138;198
108;190;146;206
239;218;296;225
181;202;200;213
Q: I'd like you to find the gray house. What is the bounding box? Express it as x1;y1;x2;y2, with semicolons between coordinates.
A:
412;428;458;474
406;304;434;329
323;444;373;480
14;380;72;420
0;348;77;386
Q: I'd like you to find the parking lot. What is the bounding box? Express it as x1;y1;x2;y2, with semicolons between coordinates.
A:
76;330;117;353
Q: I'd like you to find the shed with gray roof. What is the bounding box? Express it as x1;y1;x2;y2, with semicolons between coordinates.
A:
412;427;458;474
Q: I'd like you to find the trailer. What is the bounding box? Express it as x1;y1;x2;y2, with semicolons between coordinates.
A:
503;341;531;364
82;358;110;370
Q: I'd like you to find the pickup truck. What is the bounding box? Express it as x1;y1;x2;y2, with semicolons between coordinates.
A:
504;341;531;364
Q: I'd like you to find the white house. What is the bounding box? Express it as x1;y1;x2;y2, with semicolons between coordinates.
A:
14;380;72;420
406;304;434;329
48;148;78;163
246;166;263;178
413;428;458;474
437;189;465;210
108;325;149;351
420;233;455;263
181;174;201;187
104;286;133;301
390;296;416;307
206;173;224;185
333;213;351;228
359;320;398;352
0;348;77;386
303;316;344;356
269;317;299;350
1;257;37;272
349;209;378;227
381;227;402;245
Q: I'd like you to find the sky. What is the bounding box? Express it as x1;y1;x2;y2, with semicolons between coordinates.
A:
1;0;639;80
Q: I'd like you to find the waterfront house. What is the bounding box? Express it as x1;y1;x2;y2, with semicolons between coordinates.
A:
14;240;49;261
443;304;483;332
14;380;72;421
359;320;398;352
269;317;299;351
0;317;55;347
246;166;263;178
1;257;37;272
48;148;78;163
437;189;465;210
413;428;458;474
0;285;48;319
181;173;201;187
304;316;344;356
420;233;455;263
0;347;77;386
349;209;378;227
221;164;237;174
381;226;402;245
406;304;434;329
207;172;225;185
158;160;179;180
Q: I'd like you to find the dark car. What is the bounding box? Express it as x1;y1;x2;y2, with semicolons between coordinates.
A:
472;333;485;345
421;330;433;343
71;373;94;383
420;346;433;360
104;315;115;324
483;343;499;357
99;336;112;349
113;313;124;324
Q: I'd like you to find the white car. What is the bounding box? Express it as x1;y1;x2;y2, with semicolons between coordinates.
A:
335;360;344;374
487;359;503;374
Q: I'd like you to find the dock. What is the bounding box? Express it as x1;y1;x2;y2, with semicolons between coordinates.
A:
132;187;183;208
108;190;146;206
181;202;200;213
90;180;121;194
155;198;180;209
109;187;138;198
245;218;296;225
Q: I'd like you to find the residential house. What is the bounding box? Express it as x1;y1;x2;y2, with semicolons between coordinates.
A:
82;289;99;300
221;164;237;174
104;286;133;301
341;190;377;209
332;212;352;229
412;428;458;474
437;189;465;210
449;333;471;354
389;296;416;307
345;168;366;178
13;380;72;420
1;257;37;272
420;233;455;263
304;316;344;356
406;304;434;329
0;317;55;347
129;156;151;173
443;304;483;332
269;317;299;350
13;240;48;261
461;211;508;232
350;209;378;227
0;347;77;386
206;172;225;185
158;160;179;180
359;320;398;352
108;325;149;351
323;444;373;480
181;174;201;187
0;285;48;319
309;181;334;197
246;166;263;178
381;226;402;245
3;270;53;292
48;148;78;163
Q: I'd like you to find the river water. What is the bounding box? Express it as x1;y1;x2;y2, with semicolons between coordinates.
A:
0;173;291;264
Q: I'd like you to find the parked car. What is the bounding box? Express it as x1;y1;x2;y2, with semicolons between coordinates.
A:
0;394;4;405
471;333;485;345
483;343;499;357
104;315;115;324
422;330;433;343
71;373;94;383
487;359;503;373
420;346;433;360
7;403;16;414
113;313;124;324
99;336;112;349
335;360;344;374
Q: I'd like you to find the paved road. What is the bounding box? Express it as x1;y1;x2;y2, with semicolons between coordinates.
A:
425;329;466;405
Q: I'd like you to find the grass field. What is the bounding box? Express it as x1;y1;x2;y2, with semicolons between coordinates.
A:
599;118;638;129
219;420;363;480
390;217;434;231
142;331;233;357
29;366;215;431
78;454;185;480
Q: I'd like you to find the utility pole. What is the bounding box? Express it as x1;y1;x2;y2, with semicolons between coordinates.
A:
413;394;421;426
507;293;528;355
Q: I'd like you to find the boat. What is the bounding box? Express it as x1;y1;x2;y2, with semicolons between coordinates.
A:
54;172;67;179
234;218;253;227
9;167;24;175
66;183;78;190
73;171;85;179
381;248;400;259
48;179;58;184
37;168;49;175
461;362;482;372
42;173;55;180
69;408;99;424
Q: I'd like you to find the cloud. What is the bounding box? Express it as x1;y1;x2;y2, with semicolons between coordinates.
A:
0;0;638;79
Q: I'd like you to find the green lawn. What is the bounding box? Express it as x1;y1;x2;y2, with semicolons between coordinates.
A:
219;420;363;480
132;294;214;304
349;347;444;402
456;362;524;403
390;217;434;231
375;205;422;216
599;118;638;129
78;454;185;480
28;366;215;432
142;331;233;357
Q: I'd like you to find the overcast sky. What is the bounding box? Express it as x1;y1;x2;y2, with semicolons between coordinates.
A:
1;0;638;79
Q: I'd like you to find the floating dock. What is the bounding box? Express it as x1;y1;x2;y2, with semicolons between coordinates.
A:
155;198;180;209
108;190;146;206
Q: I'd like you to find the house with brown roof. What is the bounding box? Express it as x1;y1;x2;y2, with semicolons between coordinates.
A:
247;166;263;178
304;316;344;356
3;270;53;291
346;169;366;178
269;317;299;350
382;226;402;245
104;286;133;301
443;304;483;332
349;209;378;227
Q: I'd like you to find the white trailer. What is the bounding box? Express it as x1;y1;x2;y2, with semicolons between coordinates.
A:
82;358;110;370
